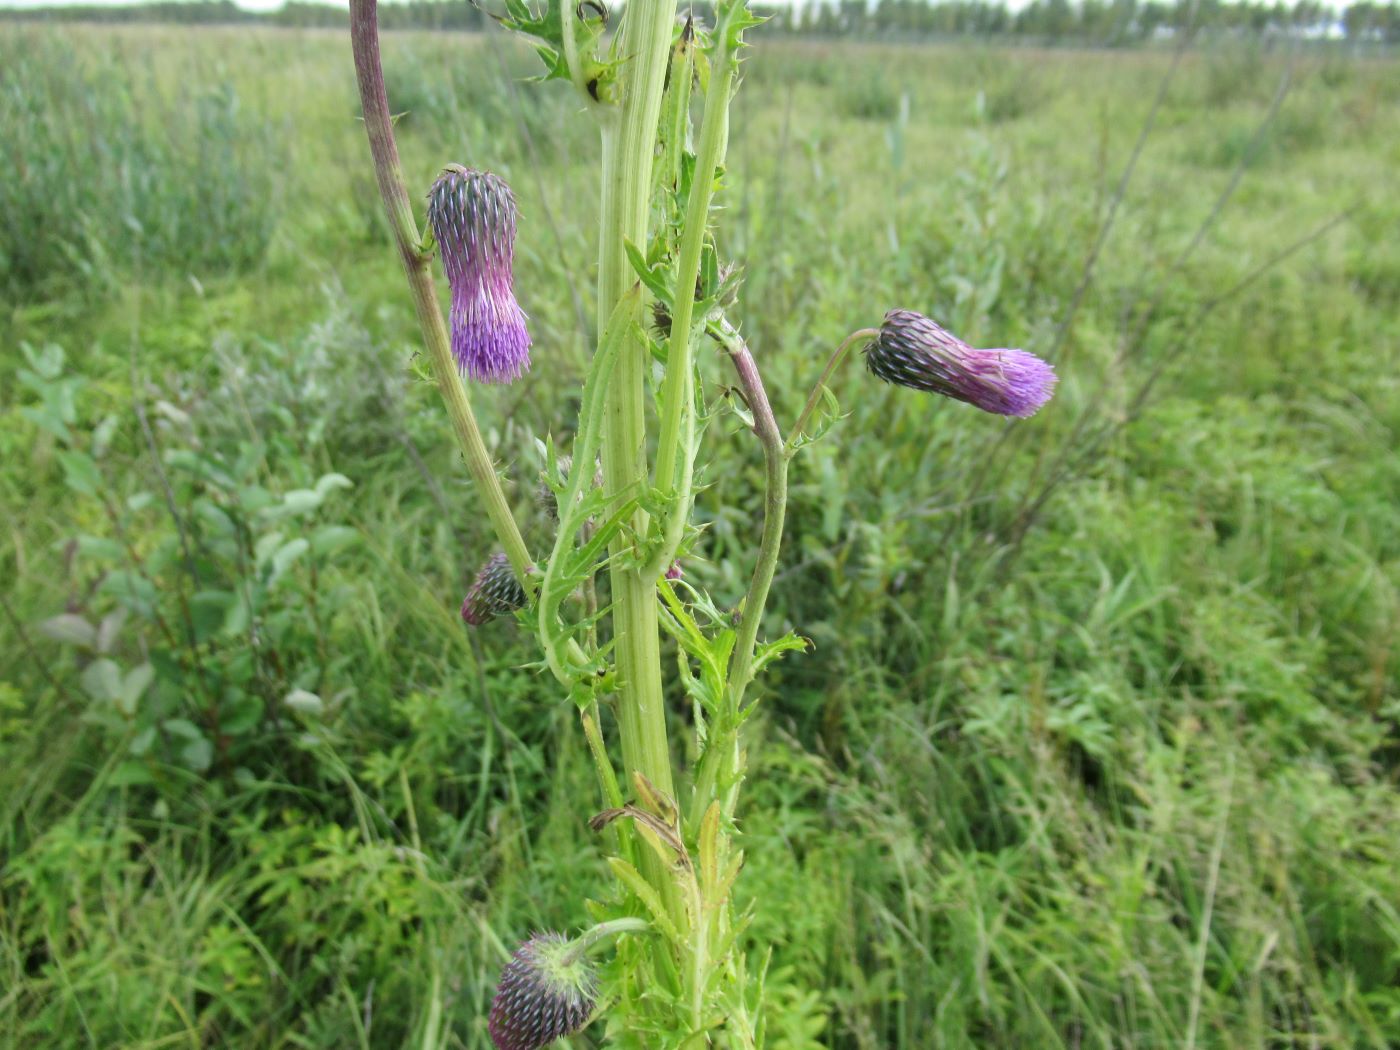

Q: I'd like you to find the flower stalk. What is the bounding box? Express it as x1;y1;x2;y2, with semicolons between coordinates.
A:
648;18;740;580
595;0;682;855
348;0;532;585
788;327;881;451
688;321;791;828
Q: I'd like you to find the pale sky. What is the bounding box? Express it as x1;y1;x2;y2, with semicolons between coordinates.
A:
0;0;1336;13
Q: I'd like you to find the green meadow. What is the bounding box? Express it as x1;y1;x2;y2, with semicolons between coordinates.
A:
2;21;1399;1048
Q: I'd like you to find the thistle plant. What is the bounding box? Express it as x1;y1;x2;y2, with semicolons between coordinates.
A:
348;2;1056;1043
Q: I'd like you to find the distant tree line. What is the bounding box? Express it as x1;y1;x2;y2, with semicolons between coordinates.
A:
0;0;490;28
4;0;1398;45
777;0;1399;43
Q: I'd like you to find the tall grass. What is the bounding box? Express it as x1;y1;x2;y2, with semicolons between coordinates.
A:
0;28;282;298
1;24;1398;1049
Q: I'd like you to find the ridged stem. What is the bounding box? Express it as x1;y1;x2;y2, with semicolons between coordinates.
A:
722;333;787;717
349;0;532;585
650;31;738;577
690;324;788;829
597;1;681;896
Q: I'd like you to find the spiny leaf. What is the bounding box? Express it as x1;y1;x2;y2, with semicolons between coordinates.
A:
607;858;683;943
625;238;674;308
751;631;812;679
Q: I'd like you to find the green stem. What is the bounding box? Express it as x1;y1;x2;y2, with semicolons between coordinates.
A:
597;0;681;883
660;27;694;202
720;327;787;715
581;705;625;813
349;0;532;585
537;289;637;685
686;880;708;1032
560;917;651;966
653;34;737;505
558;0;593;109
690;324;788;828
786;327;881;453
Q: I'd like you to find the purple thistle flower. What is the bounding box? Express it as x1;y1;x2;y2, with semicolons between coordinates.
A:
461;552;527;627
488;932;596;1050
864;309;1057;418
427;165;531;384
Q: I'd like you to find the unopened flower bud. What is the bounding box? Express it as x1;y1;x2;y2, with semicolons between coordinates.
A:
461;552;527;627
427;165;531;383
864;310;1056;418
537;454;604;521
649;263;738;338
488;932;596;1050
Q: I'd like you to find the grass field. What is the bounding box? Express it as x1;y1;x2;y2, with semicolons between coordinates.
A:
2;20;1399;1049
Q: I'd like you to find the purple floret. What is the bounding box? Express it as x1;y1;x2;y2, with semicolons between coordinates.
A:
865;309;1057;418
427;166;531;384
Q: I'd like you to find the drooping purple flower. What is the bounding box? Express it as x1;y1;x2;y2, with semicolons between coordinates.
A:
488;932;596;1050
864;309;1057;418
427;165;531;383
461;552;527;627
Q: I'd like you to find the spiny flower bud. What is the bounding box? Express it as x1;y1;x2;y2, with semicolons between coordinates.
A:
650;298;674;338
488;932;596;1050
536;454;603;522
649;262;739;337
461;552;527;627
865;309;1057;418
427;165;531;384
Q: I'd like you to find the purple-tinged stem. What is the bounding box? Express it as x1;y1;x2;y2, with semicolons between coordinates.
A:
349;0;533;585
694;323;789;827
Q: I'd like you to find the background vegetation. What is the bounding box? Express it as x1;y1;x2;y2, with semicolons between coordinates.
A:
1;19;1398;1049
5;0;1399;47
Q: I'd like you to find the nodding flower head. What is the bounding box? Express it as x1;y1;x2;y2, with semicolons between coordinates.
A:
488;932;596;1050
427;165;531;384
461;552;527;627
864;310;1057;418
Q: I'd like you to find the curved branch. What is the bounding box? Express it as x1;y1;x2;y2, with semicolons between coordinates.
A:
349;0;534;586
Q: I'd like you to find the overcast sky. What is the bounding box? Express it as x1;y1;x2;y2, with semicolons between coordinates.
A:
0;0;1339;13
